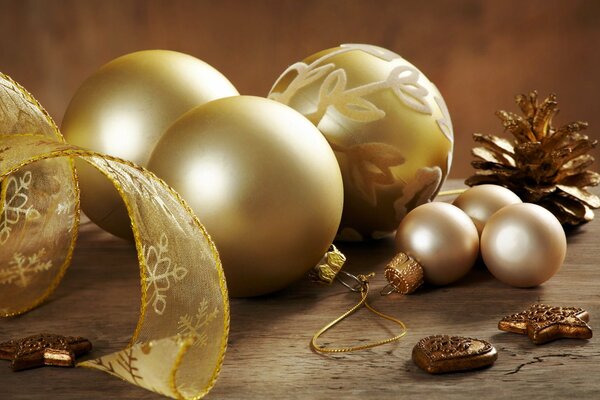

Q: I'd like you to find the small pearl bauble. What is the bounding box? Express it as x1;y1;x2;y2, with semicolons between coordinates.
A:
481;203;566;287
394;202;479;286
148;96;344;297
453;185;522;235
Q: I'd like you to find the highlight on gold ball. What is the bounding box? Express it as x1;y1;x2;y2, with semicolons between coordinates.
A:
62;49;239;239
147;95;344;297
269;43;454;241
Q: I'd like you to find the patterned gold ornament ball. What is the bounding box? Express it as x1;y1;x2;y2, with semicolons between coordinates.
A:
269;44;454;241
62;50;239;239
147;96;344;297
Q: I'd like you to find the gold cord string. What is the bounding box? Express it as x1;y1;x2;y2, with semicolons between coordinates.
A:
311;272;407;353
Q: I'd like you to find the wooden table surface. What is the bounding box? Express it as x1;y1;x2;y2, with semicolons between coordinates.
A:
2;180;599;399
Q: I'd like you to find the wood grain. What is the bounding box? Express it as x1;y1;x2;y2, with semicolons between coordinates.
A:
0;0;599;178
1;180;599;399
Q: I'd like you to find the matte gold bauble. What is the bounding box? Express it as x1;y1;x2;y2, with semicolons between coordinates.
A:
62;50;239;238
394;202;479;286
453;184;522;235
147;96;344;297
481;203;566;288
269;44;453;241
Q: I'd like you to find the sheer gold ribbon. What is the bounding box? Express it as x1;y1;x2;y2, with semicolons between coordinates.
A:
0;73;229;399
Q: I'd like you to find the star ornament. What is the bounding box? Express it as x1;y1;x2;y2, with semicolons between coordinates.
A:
499;304;593;344
0;333;92;371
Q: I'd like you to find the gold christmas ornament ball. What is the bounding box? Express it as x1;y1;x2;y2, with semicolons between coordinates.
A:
481;203;566;288
147;96;344;297
269;44;454;241
62;50;239;239
394;202;479;286
453;184;522;235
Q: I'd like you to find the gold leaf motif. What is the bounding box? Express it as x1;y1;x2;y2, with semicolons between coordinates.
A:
394;166;443;221
331;142;405;205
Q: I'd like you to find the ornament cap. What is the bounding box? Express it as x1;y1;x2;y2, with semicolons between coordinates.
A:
309;245;347;285
382;252;424;295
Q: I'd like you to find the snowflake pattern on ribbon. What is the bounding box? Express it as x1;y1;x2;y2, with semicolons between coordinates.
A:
143;233;188;315
87;347;143;385
0;248;52;287
0;170;41;244
92;157;181;226
178;298;219;348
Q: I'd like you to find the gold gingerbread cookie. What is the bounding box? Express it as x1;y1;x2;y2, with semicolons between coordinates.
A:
412;335;498;374
0;333;92;371
499;304;593;344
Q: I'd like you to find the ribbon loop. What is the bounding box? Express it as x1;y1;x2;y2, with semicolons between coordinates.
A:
0;73;228;399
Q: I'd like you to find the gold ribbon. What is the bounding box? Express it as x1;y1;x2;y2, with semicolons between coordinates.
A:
0;73;229;399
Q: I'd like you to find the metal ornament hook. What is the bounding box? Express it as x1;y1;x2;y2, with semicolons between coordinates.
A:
335;270;375;293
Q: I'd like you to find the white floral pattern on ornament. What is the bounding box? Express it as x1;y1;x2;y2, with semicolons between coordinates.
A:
270;44;452;208
269;43;433;120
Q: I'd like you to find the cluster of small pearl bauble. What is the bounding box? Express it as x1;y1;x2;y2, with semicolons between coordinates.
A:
395;184;567;288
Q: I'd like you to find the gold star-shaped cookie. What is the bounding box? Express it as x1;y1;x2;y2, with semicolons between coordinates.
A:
499;304;593;344
0;333;92;371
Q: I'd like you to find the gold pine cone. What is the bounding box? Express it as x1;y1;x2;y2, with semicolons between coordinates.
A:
466;91;600;225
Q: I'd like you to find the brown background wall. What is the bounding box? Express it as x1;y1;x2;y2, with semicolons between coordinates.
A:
1;0;598;178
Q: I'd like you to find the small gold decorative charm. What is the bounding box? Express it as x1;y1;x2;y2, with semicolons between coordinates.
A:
0;333;92;371
381;252;424;295
412;335;498;374
499;304;593;344
309;245;347;285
